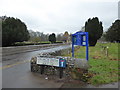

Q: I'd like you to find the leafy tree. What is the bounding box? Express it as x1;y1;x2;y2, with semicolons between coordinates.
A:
105;20;120;42
63;31;70;42
49;33;56;43
2;16;30;46
85;17;103;46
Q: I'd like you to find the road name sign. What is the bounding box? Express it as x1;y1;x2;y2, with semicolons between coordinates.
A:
37;56;66;68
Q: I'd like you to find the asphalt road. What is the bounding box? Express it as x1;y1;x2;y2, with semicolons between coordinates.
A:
2;44;71;88
1;44;119;89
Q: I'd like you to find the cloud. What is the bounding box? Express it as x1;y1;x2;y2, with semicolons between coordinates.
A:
1;0;118;34
118;1;120;19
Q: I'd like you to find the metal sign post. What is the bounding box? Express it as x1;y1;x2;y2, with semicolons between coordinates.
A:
72;32;89;61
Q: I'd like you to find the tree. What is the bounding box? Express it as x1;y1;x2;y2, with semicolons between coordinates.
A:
56;33;63;41
29;30;49;42
98;32;107;42
63;31;70;43
2;16;30;46
32;37;41;43
85;17;103;46
48;33;56;43
105;20;120;42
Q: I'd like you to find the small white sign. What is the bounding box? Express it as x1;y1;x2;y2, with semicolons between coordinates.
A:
83;35;86;41
37;57;59;67
82;42;86;45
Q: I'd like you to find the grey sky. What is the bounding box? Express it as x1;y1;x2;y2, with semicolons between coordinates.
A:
1;0;119;34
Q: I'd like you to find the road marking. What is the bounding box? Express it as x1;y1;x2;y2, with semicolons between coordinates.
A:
0;60;30;70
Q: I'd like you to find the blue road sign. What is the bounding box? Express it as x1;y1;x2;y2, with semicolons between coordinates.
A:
59;58;66;68
72;31;89;61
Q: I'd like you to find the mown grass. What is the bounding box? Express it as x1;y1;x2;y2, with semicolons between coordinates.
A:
66;43;119;85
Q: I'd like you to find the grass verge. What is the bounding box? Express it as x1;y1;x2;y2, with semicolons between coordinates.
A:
65;43;119;85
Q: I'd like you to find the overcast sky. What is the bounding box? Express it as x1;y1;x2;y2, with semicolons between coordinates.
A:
1;0;119;34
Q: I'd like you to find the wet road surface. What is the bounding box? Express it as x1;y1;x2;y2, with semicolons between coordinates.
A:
1;44;119;88
2;45;71;88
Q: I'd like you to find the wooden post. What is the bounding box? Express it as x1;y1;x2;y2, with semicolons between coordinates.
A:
106;46;109;57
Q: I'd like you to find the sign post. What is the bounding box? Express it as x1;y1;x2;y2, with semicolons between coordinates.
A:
72;32;89;61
